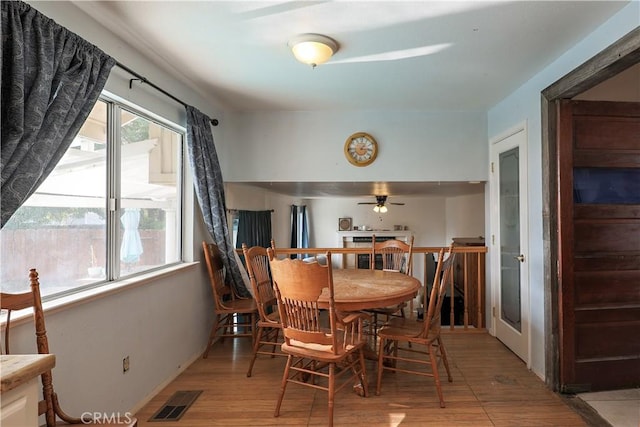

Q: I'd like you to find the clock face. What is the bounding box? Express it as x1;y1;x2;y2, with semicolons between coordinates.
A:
344;132;378;166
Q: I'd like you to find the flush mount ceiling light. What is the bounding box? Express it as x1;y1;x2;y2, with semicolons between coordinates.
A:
289;34;338;68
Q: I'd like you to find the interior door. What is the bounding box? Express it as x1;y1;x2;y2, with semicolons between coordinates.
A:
557;100;640;392
490;126;529;364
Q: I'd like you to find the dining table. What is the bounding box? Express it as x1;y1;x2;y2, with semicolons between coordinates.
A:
318;268;421;312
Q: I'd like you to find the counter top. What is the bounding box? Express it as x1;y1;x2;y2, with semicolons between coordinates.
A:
1;354;55;393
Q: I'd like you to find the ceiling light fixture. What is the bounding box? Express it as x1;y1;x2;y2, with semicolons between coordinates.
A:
289;34;338;68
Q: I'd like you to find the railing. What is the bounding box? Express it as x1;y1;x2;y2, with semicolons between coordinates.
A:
245;245;487;332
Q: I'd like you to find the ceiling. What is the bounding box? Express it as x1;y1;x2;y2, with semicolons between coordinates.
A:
71;0;629;198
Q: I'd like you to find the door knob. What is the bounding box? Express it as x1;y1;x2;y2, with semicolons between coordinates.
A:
514;254;525;263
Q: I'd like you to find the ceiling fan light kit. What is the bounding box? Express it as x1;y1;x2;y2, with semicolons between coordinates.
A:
359;195;404;213
289;34;338;68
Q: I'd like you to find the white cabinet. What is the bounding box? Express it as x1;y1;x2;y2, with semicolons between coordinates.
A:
1;377;39;427
1;354;56;427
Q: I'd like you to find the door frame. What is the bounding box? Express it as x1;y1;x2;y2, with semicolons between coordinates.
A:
489;122;530;367
541;28;640;391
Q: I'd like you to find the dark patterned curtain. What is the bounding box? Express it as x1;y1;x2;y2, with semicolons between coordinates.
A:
235;210;272;249
186;105;250;297
1;1;115;227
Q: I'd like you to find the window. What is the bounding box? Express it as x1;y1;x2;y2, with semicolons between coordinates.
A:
1;97;184;298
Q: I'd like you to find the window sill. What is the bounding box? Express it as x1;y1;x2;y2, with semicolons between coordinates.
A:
1;262;200;328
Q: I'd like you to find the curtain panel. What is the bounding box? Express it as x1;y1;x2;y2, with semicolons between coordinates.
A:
1;1;115;227
185;105;250;298
235;210;272;249
289;205;309;259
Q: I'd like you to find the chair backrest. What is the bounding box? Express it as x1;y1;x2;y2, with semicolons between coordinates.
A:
242;243;277;323
371;235;414;275
421;245;457;338
267;249;339;355
202;241;236;310
1;269;60;426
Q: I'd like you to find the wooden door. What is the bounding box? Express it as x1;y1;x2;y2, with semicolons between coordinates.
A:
557;100;640;392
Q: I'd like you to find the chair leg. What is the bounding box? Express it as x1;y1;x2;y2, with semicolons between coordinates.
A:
203;314;222;358
358;349;369;397
246;325;264;377
376;337;385;395
222;314;234;339
438;336;453;382
251;313;257;342
429;344;445;408
270;328;279;356
275;355;293;417
328;363;335;427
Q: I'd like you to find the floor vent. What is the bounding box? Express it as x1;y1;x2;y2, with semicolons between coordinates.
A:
149;390;203;422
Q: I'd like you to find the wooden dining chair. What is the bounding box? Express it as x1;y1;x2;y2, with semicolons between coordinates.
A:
375;245;456;407
202;241;258;358
242;242;286;377
367;235;415;332
268;250;370;427
0;269;138;427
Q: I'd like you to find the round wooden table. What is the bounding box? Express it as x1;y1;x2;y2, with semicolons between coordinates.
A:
318;269;421;311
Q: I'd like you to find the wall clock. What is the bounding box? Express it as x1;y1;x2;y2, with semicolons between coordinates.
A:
344;132;378;167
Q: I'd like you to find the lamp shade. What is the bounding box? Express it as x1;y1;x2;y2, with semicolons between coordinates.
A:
289;34;338;67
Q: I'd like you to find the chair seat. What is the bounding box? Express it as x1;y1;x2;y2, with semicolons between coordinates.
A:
384;316;421;329
380;317;442;341
378;325;439;343
219;297;258;313
257;310;280;327
283;338;365;361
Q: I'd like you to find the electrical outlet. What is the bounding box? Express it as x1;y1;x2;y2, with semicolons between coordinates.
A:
123;356;130;373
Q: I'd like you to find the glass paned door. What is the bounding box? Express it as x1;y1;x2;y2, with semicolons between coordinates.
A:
491;126;529;364
500;147;521;332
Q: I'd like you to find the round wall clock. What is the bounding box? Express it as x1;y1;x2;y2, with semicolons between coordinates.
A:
344;132;378;167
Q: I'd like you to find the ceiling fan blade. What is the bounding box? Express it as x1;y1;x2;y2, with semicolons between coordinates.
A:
357;202;377;205
390;202;405;205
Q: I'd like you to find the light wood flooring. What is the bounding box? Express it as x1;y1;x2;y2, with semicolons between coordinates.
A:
134;333;603;426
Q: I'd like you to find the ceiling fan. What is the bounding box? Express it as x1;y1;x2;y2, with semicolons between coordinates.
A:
358;195;405;213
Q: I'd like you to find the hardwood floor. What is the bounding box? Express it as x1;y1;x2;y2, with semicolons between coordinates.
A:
135;333;594;426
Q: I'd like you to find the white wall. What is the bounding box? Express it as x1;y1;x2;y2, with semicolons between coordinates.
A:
445;192;486;244
221;111;488;183
487;2;639;380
